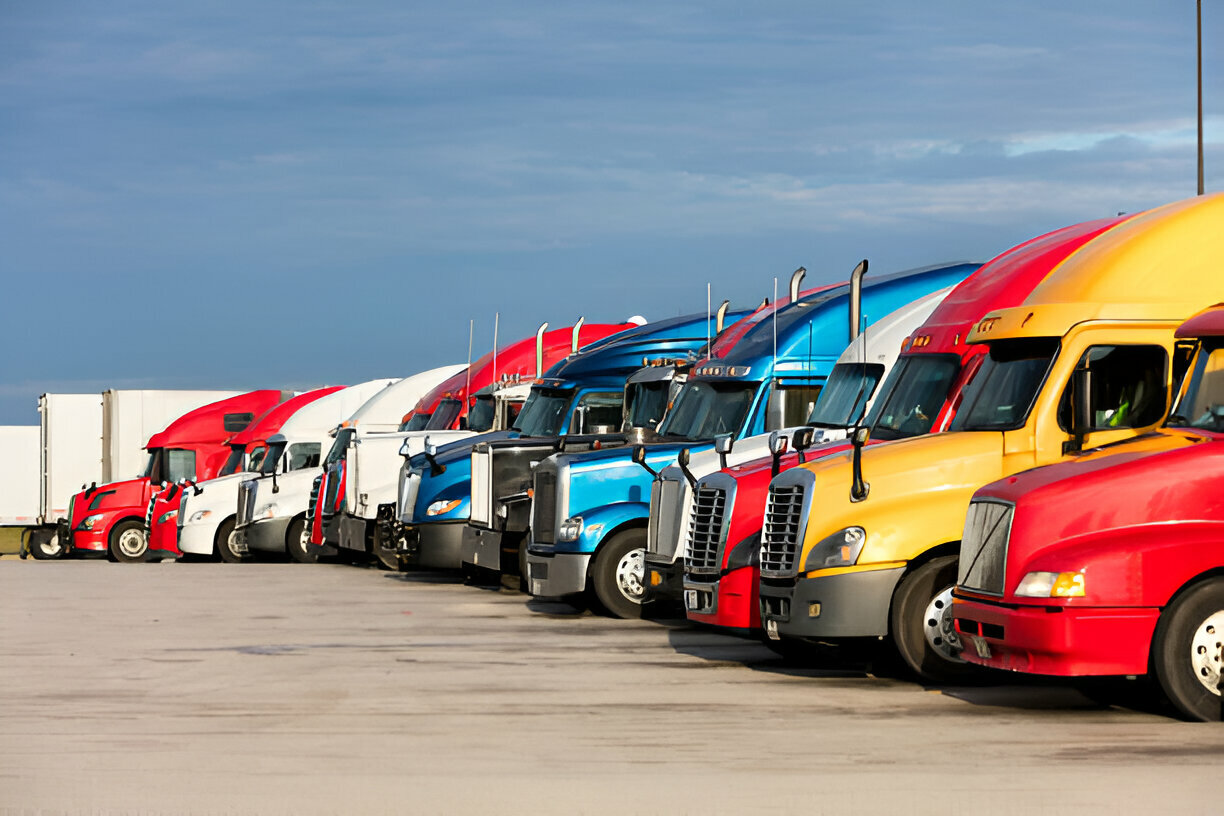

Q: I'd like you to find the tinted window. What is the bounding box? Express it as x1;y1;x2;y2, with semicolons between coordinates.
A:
218;446;245;477
468;396;496;432
1055;345;1168;432
659;381;758;441
164;449;196;483
223;412;255;433
625;381;670;431
951;339;1059;432
513;388;573;437
426;399;463;430
808;363;884;429
287;442;322;470
1172;340;1224;431
866;355;961;441
400;413;430;432
570;392;623;434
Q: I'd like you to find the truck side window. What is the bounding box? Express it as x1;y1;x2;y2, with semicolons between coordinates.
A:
164;449;197;483
1171;342;1224;431
572;392;623;434
287;443;321;470
765;384;823;431
1057;345;1167;432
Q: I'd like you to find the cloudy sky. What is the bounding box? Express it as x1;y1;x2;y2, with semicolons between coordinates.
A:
1;1;1219;423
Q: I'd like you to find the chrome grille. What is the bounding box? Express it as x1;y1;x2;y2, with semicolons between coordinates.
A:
236;479;258;528
958;500;1014;595
647;475;683;559
531;466;558;545
759;485;806;577
685;486;727;574
469;447;492;527
398;469;421;523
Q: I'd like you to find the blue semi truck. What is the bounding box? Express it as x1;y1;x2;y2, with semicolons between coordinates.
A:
391;308;750;572
523;261;979;618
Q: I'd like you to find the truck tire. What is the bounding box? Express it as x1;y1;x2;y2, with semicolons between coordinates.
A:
1153;578;1224;722
591;528;648;620
28;529;65;560
216;518;249;563
287;517;316;564
890;555;980;683
372;524;397;571
108;520;149;563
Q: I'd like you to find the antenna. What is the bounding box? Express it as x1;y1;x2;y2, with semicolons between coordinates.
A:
772;276;779;375
465;319;473;408
492;312;499;387
1198;0;1204;195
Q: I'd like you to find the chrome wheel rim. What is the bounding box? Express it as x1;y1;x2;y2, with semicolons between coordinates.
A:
923;585;964;663
117;528;147;558
614;547;645;603
40;536;64;557
1189;610;1224;696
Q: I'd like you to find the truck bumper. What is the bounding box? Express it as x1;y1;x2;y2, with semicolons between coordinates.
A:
953;596;1158;677
526;550;590;599
759;566;904;639
397;521;465;570
243;518;291;553
147;525;180;557
337;514;369;553
685;566;760;630
177;522;215;556
643;552;684;606
461;526;503;571
70;527;108;553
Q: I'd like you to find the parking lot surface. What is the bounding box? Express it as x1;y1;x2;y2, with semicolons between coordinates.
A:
3;560;1223;815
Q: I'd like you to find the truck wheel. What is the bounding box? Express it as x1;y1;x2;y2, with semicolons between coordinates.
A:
890;555;980;683
591;529;647;620
1153;578;1224;722
287;517;316;564
28;530;65;560
216;518;249;563
372;524;397;571
108;520;149;563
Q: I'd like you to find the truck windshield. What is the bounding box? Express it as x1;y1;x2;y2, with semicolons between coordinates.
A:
866;354;961;441
400;413;430;432
951;338;1059;432
658;380;758;442
625;380;671;431
512;388;574;437
807;363;885;429
259;442;285;475
218;445;245;477
1169;339;1224;432
323;428;355;467
468;395;496;432
426;399;463;430
246;446;268;472
142;449;160;479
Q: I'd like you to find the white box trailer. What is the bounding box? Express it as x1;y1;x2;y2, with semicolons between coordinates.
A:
0;426;40;526
101;389;240;483
39;393;104;524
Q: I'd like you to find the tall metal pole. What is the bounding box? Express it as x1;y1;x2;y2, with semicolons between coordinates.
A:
1198;0;1205;195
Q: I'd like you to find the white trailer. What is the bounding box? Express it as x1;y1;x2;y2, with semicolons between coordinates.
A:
101;389;241;482
0;427;40;527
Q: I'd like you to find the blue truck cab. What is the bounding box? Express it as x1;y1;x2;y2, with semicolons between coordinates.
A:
394;311;747;571
523;262;978;618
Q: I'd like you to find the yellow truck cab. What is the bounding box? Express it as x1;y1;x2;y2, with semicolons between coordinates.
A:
757;193;1224;681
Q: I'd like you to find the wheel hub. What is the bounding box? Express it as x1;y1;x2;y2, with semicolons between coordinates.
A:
118;528;147;558
1189;610;1224;696
614;547;645;602
923;585;964;663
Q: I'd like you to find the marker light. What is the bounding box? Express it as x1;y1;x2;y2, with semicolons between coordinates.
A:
558;516;584;542
426;499;462;516
1015;570;1086;598
157;510;178;525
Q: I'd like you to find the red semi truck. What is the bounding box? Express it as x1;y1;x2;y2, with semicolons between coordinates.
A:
145;387;344;559
953;303;1224;720
678;215;1134;634
60;390;288;562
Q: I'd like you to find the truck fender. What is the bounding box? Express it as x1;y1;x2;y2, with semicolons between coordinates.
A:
571;502;651;559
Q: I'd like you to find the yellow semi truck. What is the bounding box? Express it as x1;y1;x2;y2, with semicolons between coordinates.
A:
757;193;1224;680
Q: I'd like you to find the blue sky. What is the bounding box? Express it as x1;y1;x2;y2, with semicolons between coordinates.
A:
1;1;1219;423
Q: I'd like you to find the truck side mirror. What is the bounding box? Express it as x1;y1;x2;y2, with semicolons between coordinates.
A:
768;431;788;478
850;426;870;502
676;448;697;488
631;444;657;478
1064;367;1093;454
792;427;815;464
714;433;732;468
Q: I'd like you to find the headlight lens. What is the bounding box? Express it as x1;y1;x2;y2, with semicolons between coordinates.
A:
81;514;104;530
157;510;178;525
802;527;866;572
254;503;278;520
188;510;212;523
426;498;463;516
558;516;584;542
1015;570;1085;598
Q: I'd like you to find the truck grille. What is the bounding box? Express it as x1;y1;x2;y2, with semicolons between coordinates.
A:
958;500;1014;595
306;474;322;522
647;475;684;559
469;446;492;527
531;466;558;545
759;484;807;577
237;479;258;528
685;486;727;575
398;469;421;523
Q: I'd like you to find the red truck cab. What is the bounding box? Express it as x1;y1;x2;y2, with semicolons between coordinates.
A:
62;391;287;562
684;215;1134;633
954;303;1224;720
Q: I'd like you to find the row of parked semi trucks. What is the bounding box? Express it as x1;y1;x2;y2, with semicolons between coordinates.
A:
7;191;1224;721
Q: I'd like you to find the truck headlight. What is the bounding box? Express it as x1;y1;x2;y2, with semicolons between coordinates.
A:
81;514;105;530
188;510;212;523
558;516;584;542
157;510;178;525
254;503;278;520
1015;570;1085;598
426;499;462;516
802;527;866;572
